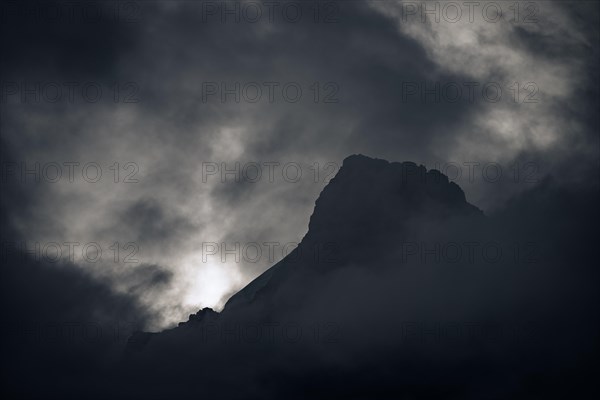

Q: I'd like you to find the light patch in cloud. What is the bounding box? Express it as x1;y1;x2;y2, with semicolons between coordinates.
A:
181;255;243;310
368;0;588;158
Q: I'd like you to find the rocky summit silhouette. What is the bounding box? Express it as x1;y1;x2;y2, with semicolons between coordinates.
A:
224;154;484;312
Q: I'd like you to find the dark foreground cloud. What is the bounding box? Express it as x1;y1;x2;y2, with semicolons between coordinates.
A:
0;207;154;397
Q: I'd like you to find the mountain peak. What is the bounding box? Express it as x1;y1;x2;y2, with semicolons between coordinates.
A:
305;154;480;245
223;155;482;311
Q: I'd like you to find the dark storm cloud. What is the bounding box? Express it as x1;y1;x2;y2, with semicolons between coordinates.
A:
0;200;154;397
61;0;486;159
0;0;140;79
121;263;174;293
112;197;199;247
